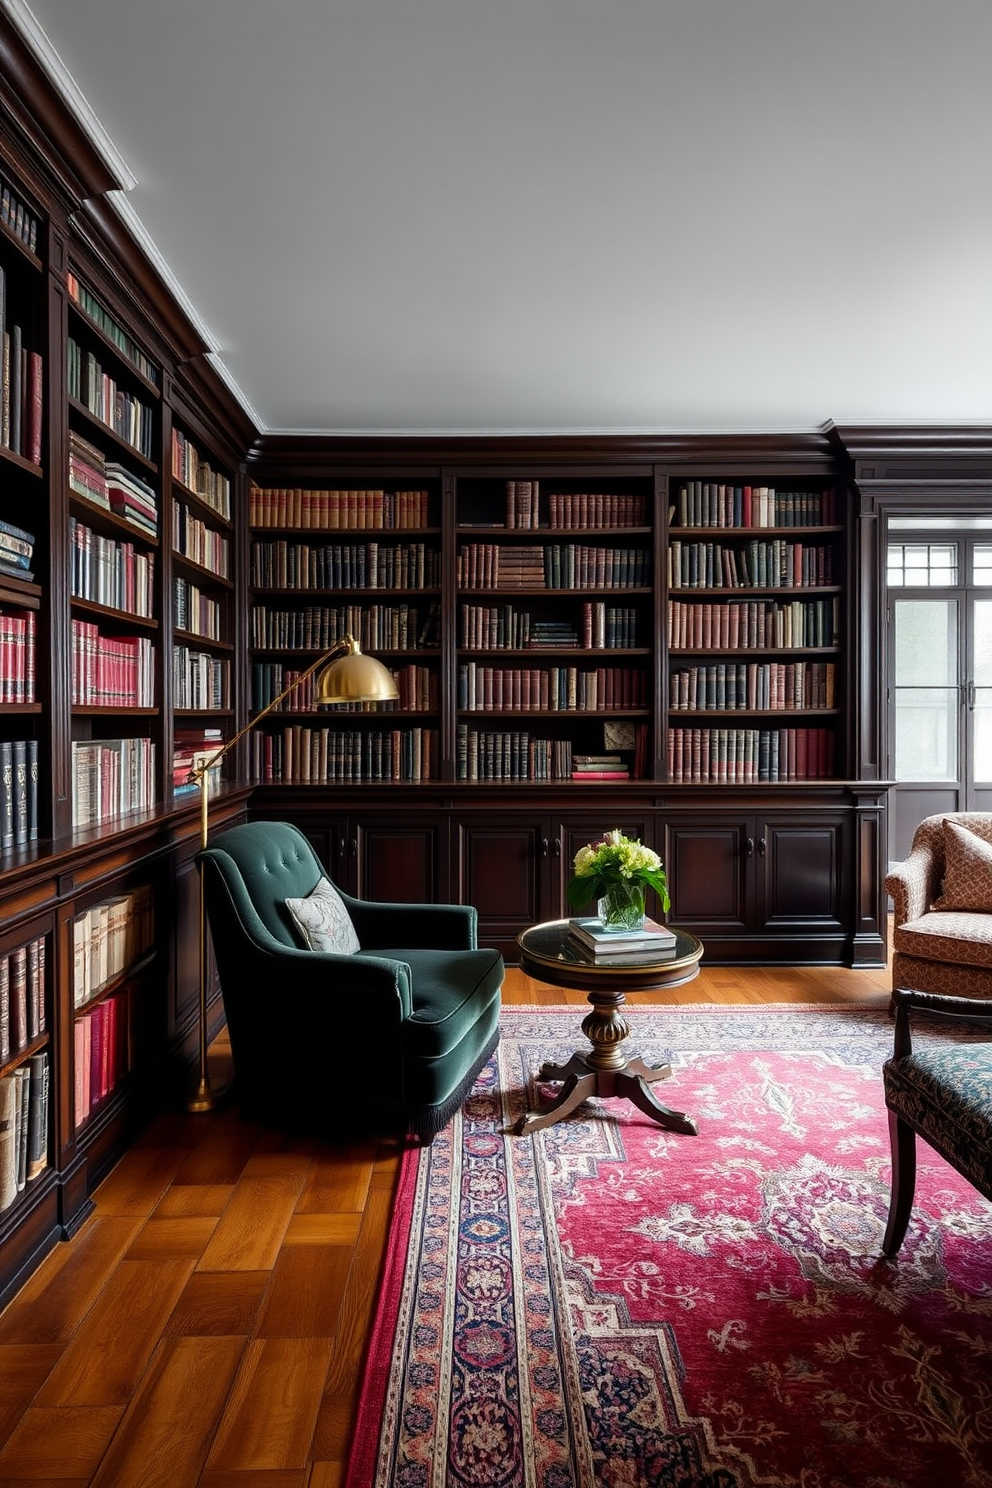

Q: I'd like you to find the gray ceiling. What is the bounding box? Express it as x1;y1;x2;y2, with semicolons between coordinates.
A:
15;0;992;437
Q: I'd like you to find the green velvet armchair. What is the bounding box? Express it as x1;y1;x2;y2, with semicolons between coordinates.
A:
196;820;503;1141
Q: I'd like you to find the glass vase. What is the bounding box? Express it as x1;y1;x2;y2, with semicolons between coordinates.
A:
598;879;646;932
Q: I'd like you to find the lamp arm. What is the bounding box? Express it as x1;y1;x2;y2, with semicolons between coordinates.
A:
189;635;355;794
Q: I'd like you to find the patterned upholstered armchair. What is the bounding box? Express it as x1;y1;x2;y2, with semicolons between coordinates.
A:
886;813;992;1004
882;986;992;1254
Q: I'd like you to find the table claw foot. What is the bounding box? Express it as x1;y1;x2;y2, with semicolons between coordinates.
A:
618;1071;698;1136
517;1071;597;1137
625;1056;673;1083
537;1053;588;1083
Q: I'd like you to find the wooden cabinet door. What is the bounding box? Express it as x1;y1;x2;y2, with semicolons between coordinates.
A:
663;820;751;938
352;817;445;904
455;817;551;961
756;816;845;933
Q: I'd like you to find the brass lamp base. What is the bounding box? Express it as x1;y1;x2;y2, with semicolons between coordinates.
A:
185;1072;231;1114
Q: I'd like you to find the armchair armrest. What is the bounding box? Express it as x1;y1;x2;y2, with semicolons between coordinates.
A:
890;985;992;1057
885;845;938;927
343;896;478;951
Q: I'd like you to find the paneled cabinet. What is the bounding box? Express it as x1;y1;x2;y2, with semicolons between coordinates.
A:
665;807;847;961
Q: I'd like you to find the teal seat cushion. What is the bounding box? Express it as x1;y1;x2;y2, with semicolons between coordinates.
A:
883;1045;992;1198
361;946;503;1109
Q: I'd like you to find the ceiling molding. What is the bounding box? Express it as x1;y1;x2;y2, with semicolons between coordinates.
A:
3;0;136;191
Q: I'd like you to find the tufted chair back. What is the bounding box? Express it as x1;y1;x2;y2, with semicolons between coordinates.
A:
201;818;323;948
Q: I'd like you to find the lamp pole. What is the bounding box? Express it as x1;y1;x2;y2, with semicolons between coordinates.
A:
184;635;396;1112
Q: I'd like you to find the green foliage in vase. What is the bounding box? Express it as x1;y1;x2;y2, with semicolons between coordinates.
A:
566;828;670;912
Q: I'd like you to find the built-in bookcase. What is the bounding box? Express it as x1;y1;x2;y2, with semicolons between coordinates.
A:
453;471;656;781
0;168;45;856
66;274;161;828
170;423;235;799
0;921;50;1221
247;481;443;783
665;478;845;785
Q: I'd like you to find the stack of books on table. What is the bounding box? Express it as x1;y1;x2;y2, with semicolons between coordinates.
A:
567;916;678;961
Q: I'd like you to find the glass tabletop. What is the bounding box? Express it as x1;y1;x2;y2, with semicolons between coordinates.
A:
517;919;703;987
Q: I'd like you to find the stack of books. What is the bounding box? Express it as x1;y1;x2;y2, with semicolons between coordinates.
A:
0;518;35;582
571;753;629;781
567;916;678;961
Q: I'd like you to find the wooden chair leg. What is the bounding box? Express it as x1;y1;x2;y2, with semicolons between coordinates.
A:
882;1108;917;1256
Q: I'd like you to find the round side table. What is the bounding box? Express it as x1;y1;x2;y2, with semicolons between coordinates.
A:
515;919;703;1138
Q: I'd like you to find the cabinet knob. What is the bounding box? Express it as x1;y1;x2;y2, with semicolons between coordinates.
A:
746;836;754;858
553;837;561;857
540;838;549;857
757;836;767;856
349;838;357;857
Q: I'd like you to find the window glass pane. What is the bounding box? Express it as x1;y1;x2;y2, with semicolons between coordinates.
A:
974;544;992;588
893;600;957;685
894;688;958;781
974;599;992;782
887;542;957;587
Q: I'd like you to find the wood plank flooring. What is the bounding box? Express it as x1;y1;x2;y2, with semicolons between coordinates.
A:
0;958;892;1486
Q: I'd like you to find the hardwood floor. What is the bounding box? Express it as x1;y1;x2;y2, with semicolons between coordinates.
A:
0;959;891;1486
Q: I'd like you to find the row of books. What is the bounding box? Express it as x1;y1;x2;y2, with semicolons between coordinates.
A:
250;726;438;783
457;600;640;651
567;916;677;962
70;518;156;617
0;514;35;583
667;597;841;651
0;936;46;1063
250;540;441;592
68;430;159;537
457;727;574;781
67;339;155;460
0;740;39;852
0;1054;48;1213
674;483;837;530
457;663;647;712
173;645;230;711
667;726;836;782
669;661;837;713
505;480;540;529
1;178;40;255
668;539;835;590
249;601;439;653
70;737;156;829
0;604;35;702
172;501;230;578
171;428;231;520
546;492;648;529
174;575;224;641
456;543;650;591
250;661;436;713
71;885;154;1010
250;486;431;531
70;621;155;708
0;310;42;468
67;273;158;385
74;990;128;1129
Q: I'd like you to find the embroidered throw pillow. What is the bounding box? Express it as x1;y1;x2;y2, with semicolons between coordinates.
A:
934;820;992;912
285;878;361;954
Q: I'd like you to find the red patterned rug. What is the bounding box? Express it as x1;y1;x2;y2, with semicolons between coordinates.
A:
346;1004;992;1488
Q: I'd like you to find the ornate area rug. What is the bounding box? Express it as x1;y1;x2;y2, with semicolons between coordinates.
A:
346;1005;992;1488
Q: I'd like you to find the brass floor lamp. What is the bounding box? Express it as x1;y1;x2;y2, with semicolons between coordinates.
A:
185;633;399;1112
